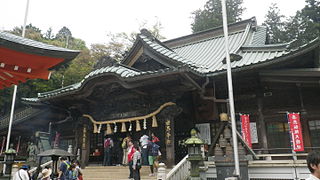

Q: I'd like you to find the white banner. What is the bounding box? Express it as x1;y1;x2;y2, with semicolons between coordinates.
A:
250;122;258;144
195;123;211;145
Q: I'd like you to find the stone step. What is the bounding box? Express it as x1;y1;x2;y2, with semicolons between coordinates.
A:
82;166;157;180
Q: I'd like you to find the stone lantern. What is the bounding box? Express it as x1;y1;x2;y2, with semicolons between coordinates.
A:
3;144;16;176
185;129;204;180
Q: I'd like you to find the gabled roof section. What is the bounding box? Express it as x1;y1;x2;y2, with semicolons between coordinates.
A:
164;17;257;48
121;29;210;73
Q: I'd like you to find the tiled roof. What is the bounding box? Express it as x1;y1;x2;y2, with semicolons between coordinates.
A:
138;34;210;73
0;31;78;52
22;18;320;102
24;65;174;100
172;30;248;73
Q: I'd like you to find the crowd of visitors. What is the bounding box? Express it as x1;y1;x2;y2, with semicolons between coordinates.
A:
102;132;161;180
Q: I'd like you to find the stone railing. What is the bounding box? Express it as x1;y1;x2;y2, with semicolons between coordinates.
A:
28;160;53;174
0;107;42;129
165;155;190;180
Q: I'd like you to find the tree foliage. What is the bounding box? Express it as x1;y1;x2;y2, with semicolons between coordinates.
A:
0;25;95;115
263;1;319;46
191;0;245;33
262;3;285;43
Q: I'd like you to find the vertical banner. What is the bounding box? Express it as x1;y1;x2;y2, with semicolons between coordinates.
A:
288;113;304;152
195;123;211;144
240;114;252;148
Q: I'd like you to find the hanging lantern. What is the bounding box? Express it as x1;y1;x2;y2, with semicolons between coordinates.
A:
97;124;102;133
121;122;127;132
152;116;158;128
143;119;147;130
93;124;98;133
128;121;132;132
114;122;117;133
136;120;141;132
105;124;113;135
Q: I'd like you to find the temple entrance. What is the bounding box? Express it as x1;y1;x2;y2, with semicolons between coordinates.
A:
88;127;165;165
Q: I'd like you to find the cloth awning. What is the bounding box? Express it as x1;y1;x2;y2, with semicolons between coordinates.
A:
0;31;80;89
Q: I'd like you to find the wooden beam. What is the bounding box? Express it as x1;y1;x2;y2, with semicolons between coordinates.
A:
0;63;50;79
128;47;144;67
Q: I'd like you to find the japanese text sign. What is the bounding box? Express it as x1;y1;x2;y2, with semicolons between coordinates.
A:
288;113;304;152
240;114;252;148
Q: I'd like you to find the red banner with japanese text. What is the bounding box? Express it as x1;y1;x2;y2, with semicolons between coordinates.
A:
240;114;252;148
288;113;304;152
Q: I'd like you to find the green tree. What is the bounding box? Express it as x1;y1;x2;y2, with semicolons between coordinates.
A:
191;0;245;33
283;0;319;47
263;3;286;43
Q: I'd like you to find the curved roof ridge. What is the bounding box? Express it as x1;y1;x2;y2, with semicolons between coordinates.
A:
0;31;78;52
233;23;252;53
164;17;257;47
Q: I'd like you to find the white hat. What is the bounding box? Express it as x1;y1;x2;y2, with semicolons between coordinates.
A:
41;168;52;178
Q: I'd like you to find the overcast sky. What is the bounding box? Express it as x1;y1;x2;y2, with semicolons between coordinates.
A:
0;0;306;46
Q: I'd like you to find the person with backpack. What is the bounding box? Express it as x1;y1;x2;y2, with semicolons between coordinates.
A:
132;142;142;180
147;139;160;176
65;164;77;180
103;136;114;166
58;157;71;180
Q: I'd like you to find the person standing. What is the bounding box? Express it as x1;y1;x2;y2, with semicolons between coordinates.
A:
306;151;320;180
58;157;70;180
103;136;114;166
139;133;149;165
37;166;52;180
151;133;159;143
122;134;131;165
127;141;135;179
147;139;160;176
73;160;83;180
13;165;30;180
65;164;77;180
132;142;142;180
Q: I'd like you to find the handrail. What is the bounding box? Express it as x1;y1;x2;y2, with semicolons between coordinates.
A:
256;153;308;157
166;155;190;180
0;107;42;129
29;160;53;174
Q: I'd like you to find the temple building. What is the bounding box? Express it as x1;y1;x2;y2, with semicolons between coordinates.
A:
3;17;320;167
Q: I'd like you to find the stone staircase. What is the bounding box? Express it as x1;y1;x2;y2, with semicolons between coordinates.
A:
82;165;157;180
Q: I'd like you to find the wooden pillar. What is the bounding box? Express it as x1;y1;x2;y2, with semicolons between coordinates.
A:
297;84;312;149
256;96;269;153
81;124;90;167
160;105;182;167
165;117;175;167
314;46;320;67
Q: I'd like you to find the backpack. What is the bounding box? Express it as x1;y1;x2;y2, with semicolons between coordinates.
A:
136;158;142;169
62;161;71;176
151;143;160;156
104;139;110;148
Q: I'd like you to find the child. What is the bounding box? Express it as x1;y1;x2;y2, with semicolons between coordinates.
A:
132;142;142;180
66;164;78;180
